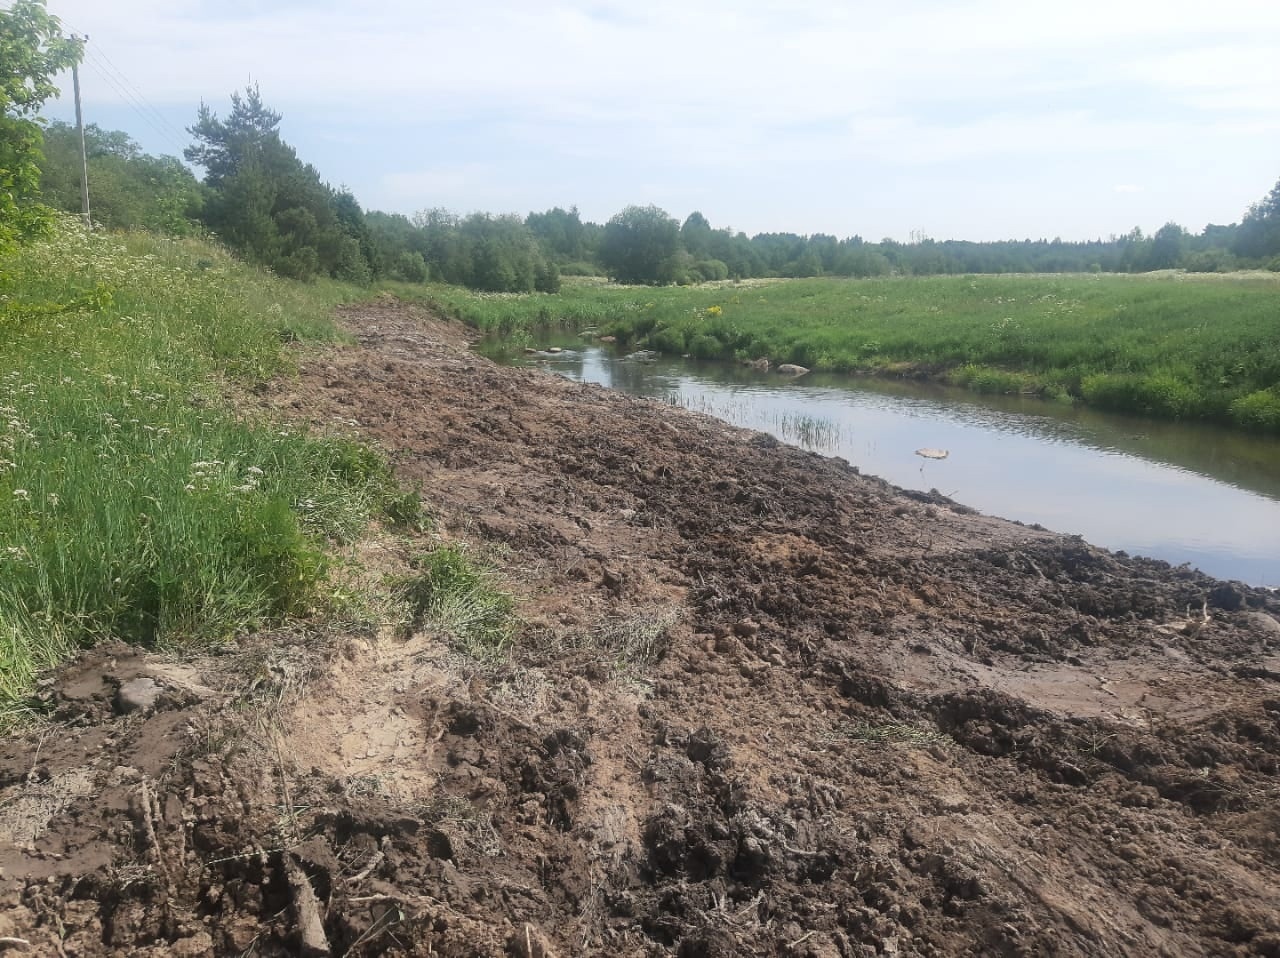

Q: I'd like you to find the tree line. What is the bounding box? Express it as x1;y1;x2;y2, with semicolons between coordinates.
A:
4;0;1280;289
35;87;1280;289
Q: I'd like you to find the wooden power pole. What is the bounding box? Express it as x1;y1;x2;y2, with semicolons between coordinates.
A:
70;35;90;228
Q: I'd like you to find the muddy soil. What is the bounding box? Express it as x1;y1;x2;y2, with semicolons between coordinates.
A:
2;298;1279;957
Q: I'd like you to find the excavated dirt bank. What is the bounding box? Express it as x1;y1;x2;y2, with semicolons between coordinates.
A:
2;299;1279;957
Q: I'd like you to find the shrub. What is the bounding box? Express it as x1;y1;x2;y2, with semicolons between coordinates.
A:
688;333;724;360
950;364;1028;395
1230;388;1280;431
650;326;685;354
534;259;561;294
693;259;730;282
392;250;430;283
1081;372;1200;418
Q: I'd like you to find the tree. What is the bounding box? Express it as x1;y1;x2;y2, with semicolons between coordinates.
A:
1146;222;1188;271
681;211;713;259
187;87;376;282
0;0;79;253
599;204;681;285
526;206;587;262
413;211;558;293
185;85;281;189
1234;178;1280;264
40;121;202;233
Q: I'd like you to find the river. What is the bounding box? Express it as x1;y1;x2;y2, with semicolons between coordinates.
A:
484;336;1280;586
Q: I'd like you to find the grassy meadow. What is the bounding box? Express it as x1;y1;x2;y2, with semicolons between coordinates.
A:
397;273;1280;431
0;220;419;715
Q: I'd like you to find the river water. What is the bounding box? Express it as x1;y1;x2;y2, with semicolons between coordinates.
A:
486;337;1280;586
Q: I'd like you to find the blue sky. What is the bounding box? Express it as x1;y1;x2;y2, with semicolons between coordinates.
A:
33;0;1280;241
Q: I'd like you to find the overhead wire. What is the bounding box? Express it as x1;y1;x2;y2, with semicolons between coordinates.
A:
81;53;189;155
82;42;190;147
55;17;192;157
78;55;189;156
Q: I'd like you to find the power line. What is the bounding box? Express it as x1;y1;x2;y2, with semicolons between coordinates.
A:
83;42;189;146
53;18;191;156
78;56;189;155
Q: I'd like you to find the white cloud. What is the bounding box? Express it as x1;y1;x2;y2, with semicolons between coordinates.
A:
39;0;1280;238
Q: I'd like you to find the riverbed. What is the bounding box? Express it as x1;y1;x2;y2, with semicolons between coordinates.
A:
490;338;1280;586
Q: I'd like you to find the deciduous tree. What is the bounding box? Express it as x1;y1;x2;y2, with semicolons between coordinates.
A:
0;0;79;252
599;204;681;285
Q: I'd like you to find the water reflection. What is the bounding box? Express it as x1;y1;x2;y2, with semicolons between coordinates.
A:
489;339;1280;585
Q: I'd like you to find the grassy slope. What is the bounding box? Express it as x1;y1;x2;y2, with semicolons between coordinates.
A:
395;274;1280;430
0;221;415;715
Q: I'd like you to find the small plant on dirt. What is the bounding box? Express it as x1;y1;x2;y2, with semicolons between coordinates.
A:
839;720;951;748
524;609;677;675
396;545;516;661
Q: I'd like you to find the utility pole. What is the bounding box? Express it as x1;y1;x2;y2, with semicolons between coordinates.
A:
70;35;91;228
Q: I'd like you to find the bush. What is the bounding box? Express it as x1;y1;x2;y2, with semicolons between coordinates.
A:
1230;388;1280;430
1081;372;1200;418
693;259;730;282
950;364;1028;395
688;333;724;360
392;250;429;283
650;326;685;354
333;236;374;286
534;259;561;293
1183;249;1236;273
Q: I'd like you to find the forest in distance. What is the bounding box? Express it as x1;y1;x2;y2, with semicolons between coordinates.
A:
30;84;1280;294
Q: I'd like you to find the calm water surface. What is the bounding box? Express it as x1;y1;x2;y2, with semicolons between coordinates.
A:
487;338;1280;586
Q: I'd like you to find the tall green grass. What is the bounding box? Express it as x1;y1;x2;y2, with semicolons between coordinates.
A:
0;221;412;712
400;274;1280;431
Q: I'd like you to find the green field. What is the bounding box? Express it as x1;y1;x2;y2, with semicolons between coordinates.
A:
396;273;1280;431
0;221;416;715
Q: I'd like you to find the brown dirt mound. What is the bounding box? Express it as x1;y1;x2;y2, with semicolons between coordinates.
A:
2;299;1278;957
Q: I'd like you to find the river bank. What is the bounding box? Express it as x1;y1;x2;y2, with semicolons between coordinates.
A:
399;273;1280;434
2;299;1279;956
494;337;1280;585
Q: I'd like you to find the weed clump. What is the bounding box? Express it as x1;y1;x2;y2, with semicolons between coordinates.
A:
397;545;516;661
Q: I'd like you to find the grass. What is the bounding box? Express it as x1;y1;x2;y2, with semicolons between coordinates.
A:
524;609;677;674
398;273;1280;432
0;219;415;716
396;544;516;662
838;721;952;748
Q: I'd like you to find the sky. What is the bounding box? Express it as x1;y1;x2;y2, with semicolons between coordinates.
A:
32;0;1280;242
